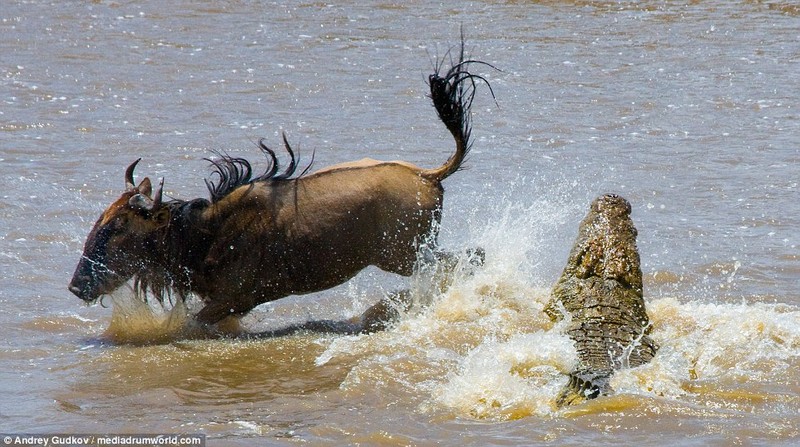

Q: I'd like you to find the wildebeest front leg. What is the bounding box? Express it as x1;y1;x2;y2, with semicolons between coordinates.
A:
195;298;253;326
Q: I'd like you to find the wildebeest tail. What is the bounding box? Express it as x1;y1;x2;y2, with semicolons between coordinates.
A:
422;35;497;181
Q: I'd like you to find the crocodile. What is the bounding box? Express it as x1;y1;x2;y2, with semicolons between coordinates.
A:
545;194;658;406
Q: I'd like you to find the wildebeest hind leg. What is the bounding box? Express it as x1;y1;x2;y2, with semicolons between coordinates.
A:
436;247;485;270
419;246;485;275
411;246;486;296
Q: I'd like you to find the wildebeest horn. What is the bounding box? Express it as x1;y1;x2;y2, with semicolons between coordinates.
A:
125;158;142;191
153;178;164;208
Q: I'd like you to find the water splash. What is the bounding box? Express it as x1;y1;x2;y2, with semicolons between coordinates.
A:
314;196;800;421
88;187;800;421
102;287;209;344
429;331;577;419
314;197;581;418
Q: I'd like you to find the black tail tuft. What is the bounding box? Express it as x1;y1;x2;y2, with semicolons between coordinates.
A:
426;32;498;180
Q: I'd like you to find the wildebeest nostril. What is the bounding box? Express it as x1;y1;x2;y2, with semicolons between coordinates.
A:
68;284;83;297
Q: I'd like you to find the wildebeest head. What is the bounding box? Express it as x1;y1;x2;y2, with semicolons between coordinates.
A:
68;159;169;303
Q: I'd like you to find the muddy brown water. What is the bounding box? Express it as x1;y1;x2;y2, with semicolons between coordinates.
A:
2;1;799;445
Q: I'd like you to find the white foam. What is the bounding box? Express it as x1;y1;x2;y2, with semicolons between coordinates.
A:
103;287;197;343
313;195;800;420
430;331;577;419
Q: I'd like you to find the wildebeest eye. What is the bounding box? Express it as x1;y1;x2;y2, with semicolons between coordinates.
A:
107;213;131;230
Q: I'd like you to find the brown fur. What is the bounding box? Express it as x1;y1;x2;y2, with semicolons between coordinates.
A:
190;162;445;323
69;44;493;326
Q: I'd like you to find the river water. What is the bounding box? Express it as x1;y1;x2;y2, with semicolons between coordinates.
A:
2;1;799;445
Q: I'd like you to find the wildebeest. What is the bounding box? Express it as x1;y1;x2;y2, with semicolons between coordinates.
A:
68;42;494;326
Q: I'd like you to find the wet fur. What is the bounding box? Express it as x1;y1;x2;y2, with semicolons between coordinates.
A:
69;40;494;326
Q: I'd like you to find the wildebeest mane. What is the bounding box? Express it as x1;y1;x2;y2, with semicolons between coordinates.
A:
204;133;314;202
127;136;314;304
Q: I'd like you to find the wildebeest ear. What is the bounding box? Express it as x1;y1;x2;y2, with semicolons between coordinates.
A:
152;207;170;227
138;177;152;197
129;193;154;210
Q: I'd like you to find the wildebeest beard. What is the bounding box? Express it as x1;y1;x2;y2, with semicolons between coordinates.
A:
130;199;213;305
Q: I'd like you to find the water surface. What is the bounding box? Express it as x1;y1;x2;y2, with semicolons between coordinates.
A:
2;1;799;445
